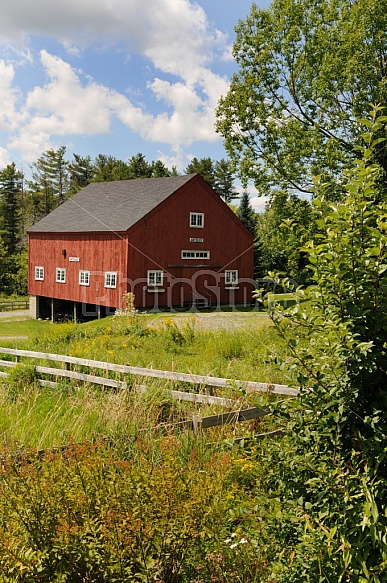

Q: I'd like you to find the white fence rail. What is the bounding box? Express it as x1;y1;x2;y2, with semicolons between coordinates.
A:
0;347;299;396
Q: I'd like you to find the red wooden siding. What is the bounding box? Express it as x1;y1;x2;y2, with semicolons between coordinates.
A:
28;232;128;308
126;176;254;308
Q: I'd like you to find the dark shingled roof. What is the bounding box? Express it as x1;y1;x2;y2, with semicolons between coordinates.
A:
28;174;196;233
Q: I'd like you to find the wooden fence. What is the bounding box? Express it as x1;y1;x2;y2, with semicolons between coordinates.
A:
0;300;29;312
0;347;298;396
0;347;297;436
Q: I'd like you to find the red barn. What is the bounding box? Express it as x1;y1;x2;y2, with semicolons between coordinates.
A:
28;174;254;321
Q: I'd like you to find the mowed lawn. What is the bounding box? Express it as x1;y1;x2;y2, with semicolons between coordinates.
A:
0;316;47;339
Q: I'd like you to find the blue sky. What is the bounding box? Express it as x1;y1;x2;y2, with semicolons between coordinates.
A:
0;0;271;209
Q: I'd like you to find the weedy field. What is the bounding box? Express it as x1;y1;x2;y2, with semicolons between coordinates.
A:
0;309;293;581
0;309;288;446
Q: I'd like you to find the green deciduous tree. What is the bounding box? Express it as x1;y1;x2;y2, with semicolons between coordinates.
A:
216;0;387;197
255;192;316;285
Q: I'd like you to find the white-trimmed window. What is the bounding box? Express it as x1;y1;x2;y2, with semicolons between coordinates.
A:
147;270;163;286
181;250;210;259
225;270;238;286
35;266;44;281
104;272;117;289
190;212;204;228
56;268;66;283
79;270;90;286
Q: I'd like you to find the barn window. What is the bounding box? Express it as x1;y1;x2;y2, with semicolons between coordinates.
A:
56;268;66;283
104;272;117;288
190;212;204;228
79;270;90;286
181;250;210;259
35;266;44;281
147;270;163;286
225;270;238;286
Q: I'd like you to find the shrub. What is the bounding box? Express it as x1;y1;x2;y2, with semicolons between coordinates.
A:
257;109;387;581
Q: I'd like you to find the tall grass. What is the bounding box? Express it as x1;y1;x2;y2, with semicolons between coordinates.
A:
15;313;287;385
0;312;288;448
0;366;281;450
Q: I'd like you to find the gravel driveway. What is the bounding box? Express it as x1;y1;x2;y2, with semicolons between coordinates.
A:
0;310;29;319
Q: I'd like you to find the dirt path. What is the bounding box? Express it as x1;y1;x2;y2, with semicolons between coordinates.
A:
146;310;270;331
0;310;29;319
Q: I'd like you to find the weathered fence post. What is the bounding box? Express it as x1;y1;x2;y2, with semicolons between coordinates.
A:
192;414;203;434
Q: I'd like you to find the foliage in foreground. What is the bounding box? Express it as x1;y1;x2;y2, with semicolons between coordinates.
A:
257;111;387;581
0;437;272;583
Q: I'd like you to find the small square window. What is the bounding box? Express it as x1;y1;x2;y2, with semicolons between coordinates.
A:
35;266;44;281
105;272;117;288
147;270;163;286
79;270;90;286
56;268;66;283
225;270;238;285
190;212;204;228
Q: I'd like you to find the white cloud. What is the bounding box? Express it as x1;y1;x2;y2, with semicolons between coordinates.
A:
0;147;12;167
7;47;229;161
6;50;126;160
157;146;193;172
26;51;114;135
0;60;21;132
8;130;52;164
0;0;233;165
0;0;228;69
140;72;226;145
251;196;270;213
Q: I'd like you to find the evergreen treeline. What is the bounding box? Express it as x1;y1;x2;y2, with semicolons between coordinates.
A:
0;147;314;296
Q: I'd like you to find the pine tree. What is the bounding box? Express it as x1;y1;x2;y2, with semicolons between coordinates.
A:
29;146;70;218
185;157;216;188
0;163;24;256
0;235;8;293
127;153;153;178
92;155;131;182
237;191;256;235
151;160;172;177
214;159;239;203
68;154;95;193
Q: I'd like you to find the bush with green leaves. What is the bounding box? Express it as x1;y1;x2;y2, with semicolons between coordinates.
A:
256;109;387;582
